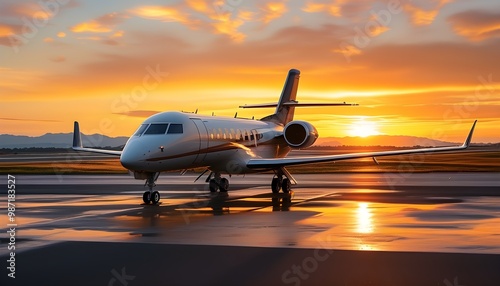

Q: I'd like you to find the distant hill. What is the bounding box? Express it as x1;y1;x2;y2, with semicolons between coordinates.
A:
0;133;128;148
0;133;467;149
315;135;457;147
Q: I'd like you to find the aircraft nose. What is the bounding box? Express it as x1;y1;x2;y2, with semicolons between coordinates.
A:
120;146;144;171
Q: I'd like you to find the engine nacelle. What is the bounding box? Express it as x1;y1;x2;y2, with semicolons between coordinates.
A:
283;121;318;149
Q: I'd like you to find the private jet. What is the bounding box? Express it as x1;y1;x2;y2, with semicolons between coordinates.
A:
72;69;477;204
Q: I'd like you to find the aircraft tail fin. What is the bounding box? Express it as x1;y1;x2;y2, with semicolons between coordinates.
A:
240;69;358;125
260;69;300;125
72;121;122;156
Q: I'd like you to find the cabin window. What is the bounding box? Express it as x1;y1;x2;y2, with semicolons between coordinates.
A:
167;123;183;134
144;123;169;135
133;124;149;136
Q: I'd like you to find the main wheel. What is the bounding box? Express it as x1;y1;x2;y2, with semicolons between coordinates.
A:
151;191;160;204
209;179;219;192
271;177;281;194
282;178;291;194
143;192;151;204
219;178;229;192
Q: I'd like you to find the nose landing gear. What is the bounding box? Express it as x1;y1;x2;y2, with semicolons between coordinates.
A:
143;172;160;204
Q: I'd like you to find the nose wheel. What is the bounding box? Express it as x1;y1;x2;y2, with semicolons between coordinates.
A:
143;191;160;204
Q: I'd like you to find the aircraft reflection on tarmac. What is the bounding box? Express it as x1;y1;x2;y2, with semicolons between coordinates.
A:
135;192;293;222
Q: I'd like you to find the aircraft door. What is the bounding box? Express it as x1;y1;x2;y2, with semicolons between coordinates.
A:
191;118;209;164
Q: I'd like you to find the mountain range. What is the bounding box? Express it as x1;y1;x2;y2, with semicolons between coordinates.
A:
0;132;459;148
0;133;128;148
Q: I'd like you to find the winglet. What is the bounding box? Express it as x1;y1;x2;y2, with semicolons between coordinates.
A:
72;121;83;148
462;120;477;148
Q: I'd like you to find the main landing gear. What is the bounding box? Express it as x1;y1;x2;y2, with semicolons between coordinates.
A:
143;172;160;204
208;172;230;193
271;172;292;194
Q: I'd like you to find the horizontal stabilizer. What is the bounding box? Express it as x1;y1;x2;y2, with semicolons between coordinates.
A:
240;101;358;108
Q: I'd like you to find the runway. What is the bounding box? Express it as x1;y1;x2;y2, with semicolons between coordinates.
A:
1;173;500;285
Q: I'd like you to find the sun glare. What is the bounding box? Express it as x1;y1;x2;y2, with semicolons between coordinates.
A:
348;118;380;137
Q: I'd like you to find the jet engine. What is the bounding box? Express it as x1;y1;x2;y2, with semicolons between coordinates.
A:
283;121;318;149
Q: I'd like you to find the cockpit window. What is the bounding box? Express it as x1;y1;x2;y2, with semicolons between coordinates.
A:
133;124;149;136
167;124;183;134
144;123;169;135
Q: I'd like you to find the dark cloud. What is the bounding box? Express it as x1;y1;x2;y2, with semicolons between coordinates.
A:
448;10;500;41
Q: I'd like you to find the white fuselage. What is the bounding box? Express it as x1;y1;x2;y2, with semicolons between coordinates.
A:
119;111;290;174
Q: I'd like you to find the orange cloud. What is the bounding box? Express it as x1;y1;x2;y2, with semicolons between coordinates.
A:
132;2;250;42
403;4;438;26
71;12;127;33
260;2;288;23
213;17;246;42
448;10;500;41
112;30;124;38
303;2;341;16
50;55;66;63
367;24;389;37
8;2;51;20
0;24;14;37
0;23;22;47
130;6;195;26
333;44;362;58
302;0;373;18
403;0;451;26
186;0;212;14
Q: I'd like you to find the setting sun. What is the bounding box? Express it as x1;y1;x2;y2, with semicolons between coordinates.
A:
348;118;380;137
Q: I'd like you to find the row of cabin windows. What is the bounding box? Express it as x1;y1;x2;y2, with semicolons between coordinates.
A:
133;123;262;142
209;128;263;142
134;123;183;136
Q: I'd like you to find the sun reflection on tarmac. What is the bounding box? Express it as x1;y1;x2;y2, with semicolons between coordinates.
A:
356;202;374;234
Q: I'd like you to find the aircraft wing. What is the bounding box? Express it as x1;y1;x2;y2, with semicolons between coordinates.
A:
72;121;123;156
247;121;477;169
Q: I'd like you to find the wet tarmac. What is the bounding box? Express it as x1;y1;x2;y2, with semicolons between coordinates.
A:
1;173;499;285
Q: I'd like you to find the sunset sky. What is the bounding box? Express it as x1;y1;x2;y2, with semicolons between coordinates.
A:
1;0;499;143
